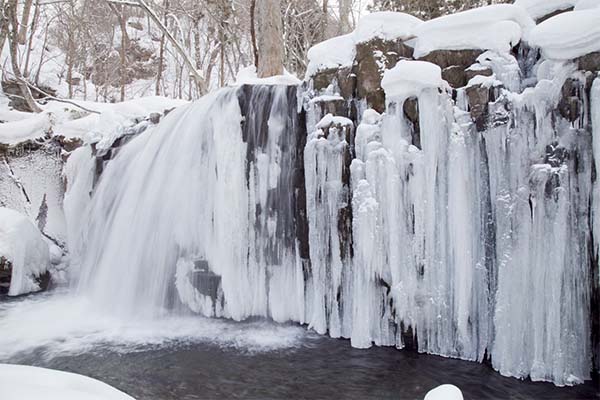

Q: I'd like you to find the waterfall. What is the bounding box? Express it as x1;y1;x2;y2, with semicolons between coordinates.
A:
64;72;597;386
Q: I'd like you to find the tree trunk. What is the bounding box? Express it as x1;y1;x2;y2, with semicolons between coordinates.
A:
17;0;34;44
339;0;351;34
250;0;258;69
256;0;283;78
155;0;168;96
6;0;41;112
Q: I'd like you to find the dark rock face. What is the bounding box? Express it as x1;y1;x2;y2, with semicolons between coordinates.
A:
355;38;413;112
466;84;491;131
190;260;221;301
418;49;483;70
0;256;51;296
0;256;11;295
311;38;414;113
576;52;600;73
465;66;493;83
403;97;421;149
442;65;468;89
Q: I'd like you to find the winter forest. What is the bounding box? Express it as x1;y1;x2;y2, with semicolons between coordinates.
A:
0;0;599;399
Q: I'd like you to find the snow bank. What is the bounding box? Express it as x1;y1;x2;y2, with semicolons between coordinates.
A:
0;364;135;400
514;0;578;19
381;60;444;100
0;207;49;296
0;96;186;147
411;5;535;58
423;384;464;400
306;34;356;77
0;113;52;145
529;8;600;60
233;65;301;86
353;12;422;43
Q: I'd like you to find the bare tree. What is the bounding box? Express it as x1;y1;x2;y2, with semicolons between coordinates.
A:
6;0;41;112
17;0;34;44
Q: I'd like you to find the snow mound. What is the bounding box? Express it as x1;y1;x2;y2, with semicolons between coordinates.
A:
529;8;600;60
514;0;578;20
353;12;422;43
0;207;49;296
0;113;52;145
411;4;535;58
381;60;444;100
0;364;135;400
424;384;464;400
306;34;356;77
233;65;301;86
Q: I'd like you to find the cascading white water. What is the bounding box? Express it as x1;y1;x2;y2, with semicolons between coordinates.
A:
66;86;307;323
63;67;596;386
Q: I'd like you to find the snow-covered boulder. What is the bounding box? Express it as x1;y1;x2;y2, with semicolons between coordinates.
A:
424;384;464;400
0;364;135;400
0;207;50;296
529;8;600;61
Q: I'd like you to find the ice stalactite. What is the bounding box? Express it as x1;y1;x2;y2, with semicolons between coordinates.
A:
304;113;354;338
488;61;593;386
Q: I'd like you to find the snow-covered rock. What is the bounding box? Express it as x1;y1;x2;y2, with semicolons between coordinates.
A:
352;12;422;43
411;5;535;58
529;8;600;60
0;364;135;400
514;0;579;20
306;34;356;77
381;60;445;100
0;208;50;296
424;384;464;400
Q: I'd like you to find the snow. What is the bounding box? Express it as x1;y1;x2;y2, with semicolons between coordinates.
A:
306;34;356;77
0;364;134;400
411;5;535;58
352;12;422;43
381;60;444;100
574;0;600;10
233;65;301;86
529;8;600;60
316;113;354;129
514;0;579;19
0;96;187;148
0;113;52;145
0;207;49;296
424;384;464;400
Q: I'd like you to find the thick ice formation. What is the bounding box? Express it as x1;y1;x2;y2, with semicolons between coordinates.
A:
381;60;444;100
0;364;135;400
411;5;535;58
0;207;49;296
529;8;600;60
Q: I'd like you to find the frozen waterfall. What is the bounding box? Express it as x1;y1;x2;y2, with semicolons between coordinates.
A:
64;73;597;387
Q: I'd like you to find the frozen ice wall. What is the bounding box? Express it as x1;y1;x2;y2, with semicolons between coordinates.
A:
65;62;597;387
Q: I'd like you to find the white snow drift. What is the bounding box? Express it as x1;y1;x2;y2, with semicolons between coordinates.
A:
0;207;49;296
0;364;134;400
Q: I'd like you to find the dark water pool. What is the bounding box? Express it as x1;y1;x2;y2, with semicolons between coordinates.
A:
8;333;599;400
